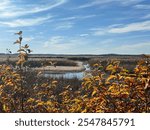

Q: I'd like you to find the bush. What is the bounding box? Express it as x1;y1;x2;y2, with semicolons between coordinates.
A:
0;60;150;113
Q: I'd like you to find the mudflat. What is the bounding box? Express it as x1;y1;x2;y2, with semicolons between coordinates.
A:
33;61;85;72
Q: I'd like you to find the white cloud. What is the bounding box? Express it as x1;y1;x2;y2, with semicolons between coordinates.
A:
0;0;67;18
0;0;11;10
134;4;150;9
60;17;77;21
90;28;108;36
60;14;97;21
78;0;114;8
92;41;150;54
120;0;144;6
91;20;150;35
108;21;150;33
114;42;150;54
43;36;91;54
108;24;124;28
0;0;67;28
77;0;144;9
54;22;74;30
78;0;109;9
0;16;52;27
44;36;64;47
43;36;76;53
79;14;97;19
42;36;150;54
6;29;20;33
142;14;150;19
80;34;89;37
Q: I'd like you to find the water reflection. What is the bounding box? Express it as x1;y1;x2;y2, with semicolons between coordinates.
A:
44;64;90;79
44;72;84;79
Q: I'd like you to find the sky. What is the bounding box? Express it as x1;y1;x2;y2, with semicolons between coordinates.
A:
0;0;150;54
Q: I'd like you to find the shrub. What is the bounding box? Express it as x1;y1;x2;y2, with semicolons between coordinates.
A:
0;60;149;113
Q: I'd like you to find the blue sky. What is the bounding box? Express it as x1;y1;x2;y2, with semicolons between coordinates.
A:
0;0;150;54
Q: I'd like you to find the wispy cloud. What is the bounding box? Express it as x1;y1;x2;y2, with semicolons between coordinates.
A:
60;14;97;21
44;36;64;47
0;0;66;28
54;22;74;30
114;42;150;54
108;20;150;33
0;15;52;27
60;17;76;21
43;36;150;54
78;0;113;9
80;34;89;37
134;4;150;9
91;20;150;35
142;14;150;19
43;36;75;53
120;0;144;6
93;41;150;54
43;36;91;54
77;0;144;9
0;0;149;54
0;0;11;10
0;0;67;18
90;28;108;36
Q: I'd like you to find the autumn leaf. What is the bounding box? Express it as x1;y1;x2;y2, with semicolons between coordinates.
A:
92;90;97;96
106;75;116;82
106;64;113;71
81;109;87;113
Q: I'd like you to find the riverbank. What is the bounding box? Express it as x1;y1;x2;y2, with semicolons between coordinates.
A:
33;61;85;73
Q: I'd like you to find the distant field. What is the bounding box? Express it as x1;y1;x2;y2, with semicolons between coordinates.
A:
0;53;145;61
0;54;146;69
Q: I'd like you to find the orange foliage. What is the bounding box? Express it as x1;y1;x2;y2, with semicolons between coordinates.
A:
0;60;150;113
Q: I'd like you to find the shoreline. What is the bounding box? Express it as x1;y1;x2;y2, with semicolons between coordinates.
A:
33;61;86;73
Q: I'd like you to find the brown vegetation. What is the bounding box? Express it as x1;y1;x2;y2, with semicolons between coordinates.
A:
0;59;149;113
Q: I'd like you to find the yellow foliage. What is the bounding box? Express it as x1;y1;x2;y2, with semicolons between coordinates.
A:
52;80;58;84
92;90;97;96
27;98;34;103
46;101;52;106
0;59;150;113
106;75;116;82
106;64;114;71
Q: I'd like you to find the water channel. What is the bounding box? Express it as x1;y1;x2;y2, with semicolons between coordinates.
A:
44;64;90;79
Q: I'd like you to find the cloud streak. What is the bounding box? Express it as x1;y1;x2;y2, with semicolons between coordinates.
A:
114;42;150;54
0;0;149;54
0;15;52;27
44;36;64;47
108;20;150;33
43;36;76;53
0;0;67;18
77;0;144;9
54;22;74;30
43;36;91;54
59;14;97;21
142;14;150;19
134;4;150;9
91;20;150;35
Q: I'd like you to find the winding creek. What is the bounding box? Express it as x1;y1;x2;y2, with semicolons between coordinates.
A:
44;64;90;79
